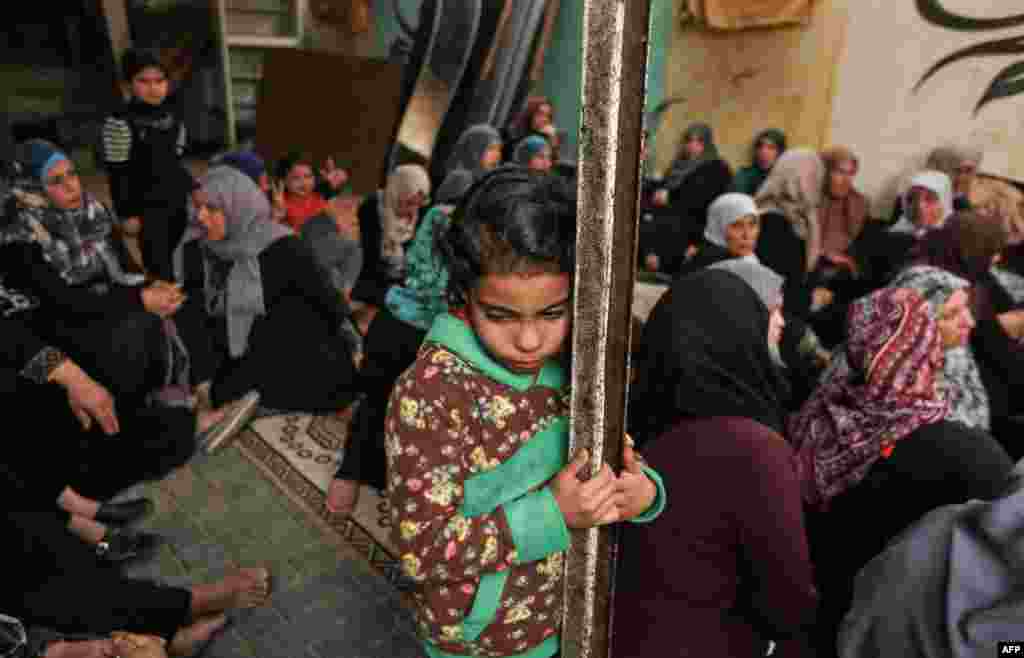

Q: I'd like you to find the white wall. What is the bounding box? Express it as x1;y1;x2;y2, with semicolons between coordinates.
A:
829;0;1024;211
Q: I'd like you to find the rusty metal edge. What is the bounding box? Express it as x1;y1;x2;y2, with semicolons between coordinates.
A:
562;1;652;658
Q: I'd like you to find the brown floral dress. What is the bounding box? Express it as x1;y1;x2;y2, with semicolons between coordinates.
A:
386;314;665;658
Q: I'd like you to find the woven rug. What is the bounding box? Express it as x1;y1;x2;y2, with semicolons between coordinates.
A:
236;401;411;591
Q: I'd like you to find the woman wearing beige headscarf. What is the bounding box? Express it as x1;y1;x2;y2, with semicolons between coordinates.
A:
755;148;835;320
819;146;869;276
353;164;431;310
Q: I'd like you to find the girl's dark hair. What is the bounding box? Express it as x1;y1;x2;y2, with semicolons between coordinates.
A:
274;151;315;180
437;165;577;307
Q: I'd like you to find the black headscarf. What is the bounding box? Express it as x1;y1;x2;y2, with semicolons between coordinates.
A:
629;268;789;444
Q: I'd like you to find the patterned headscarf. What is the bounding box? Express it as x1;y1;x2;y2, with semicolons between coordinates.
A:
888;265;990;430
1;148;141;290
755;148;826;272
789;288;949;509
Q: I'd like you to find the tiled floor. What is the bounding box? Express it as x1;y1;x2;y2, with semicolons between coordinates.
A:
118;442;424;658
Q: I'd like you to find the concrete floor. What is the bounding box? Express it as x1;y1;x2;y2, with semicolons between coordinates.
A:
119;442;425;658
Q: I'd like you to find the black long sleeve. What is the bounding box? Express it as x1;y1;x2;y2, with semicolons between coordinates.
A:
0;314;50;373
258;236;351;328
756;212;813;318
353;193;397;307
0;242;143;320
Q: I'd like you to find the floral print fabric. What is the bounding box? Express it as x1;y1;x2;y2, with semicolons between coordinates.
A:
789;288;949;508
386;342;568;657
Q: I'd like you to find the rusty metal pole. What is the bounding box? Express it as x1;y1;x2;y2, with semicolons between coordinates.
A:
563;1;652;658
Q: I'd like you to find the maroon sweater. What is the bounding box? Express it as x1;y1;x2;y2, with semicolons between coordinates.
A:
612;416;818;658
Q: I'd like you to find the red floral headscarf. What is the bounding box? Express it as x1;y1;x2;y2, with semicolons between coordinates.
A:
789;287;949;509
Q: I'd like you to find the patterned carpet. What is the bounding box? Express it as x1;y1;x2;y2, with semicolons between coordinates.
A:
237;401;411;592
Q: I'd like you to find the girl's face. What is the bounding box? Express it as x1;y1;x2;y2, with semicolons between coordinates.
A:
910;186;944;228
828;159;857;199
531;103;554;132
724;214;760;258
131;66;169;106
481;142;503;171
685;135;705;159
44;159;83;210
192;189;227;241
527;147;553;173
286;163;315;198
937;289;975;349
755;140;780;171
468;271;572;375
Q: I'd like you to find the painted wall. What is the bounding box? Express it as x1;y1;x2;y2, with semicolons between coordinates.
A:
829;0;1024;210
538;1;583;159
539;0;673;164
657;0;1024;214
655;0;847;176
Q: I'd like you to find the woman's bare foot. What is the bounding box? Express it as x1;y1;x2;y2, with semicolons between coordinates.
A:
195;407;226;436
326;478;360;517
190;567;271;618
44;639;120;658
168;614;228;657
67;514;107;544
57;487;100;519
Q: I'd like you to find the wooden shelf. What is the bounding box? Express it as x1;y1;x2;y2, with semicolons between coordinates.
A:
226;35;301;48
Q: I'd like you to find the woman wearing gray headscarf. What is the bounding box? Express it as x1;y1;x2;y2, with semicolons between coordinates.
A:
435;124;502;204
177;165;358;413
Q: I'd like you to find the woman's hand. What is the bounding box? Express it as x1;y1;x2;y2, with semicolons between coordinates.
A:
270;180;287;220
825;251;859;275
615;435;656;521
320;157;349;191
50;360;120;435
141;282;184;318
811;287;835;312
327;196;360;241
997;309;1024;341
551;449;622;529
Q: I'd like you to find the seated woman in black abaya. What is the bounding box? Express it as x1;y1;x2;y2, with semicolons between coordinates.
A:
176;165;358;413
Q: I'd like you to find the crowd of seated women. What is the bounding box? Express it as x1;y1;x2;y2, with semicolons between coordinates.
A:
0;82;574;654
11;62;1024;655
621;118;1024;657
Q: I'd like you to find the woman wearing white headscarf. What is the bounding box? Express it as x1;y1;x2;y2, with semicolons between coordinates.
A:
680;192;763;275
177;165;358;414
858;171;956;292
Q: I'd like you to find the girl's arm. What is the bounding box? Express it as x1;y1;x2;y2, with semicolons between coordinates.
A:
102;116;142;220
386;365;571;585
